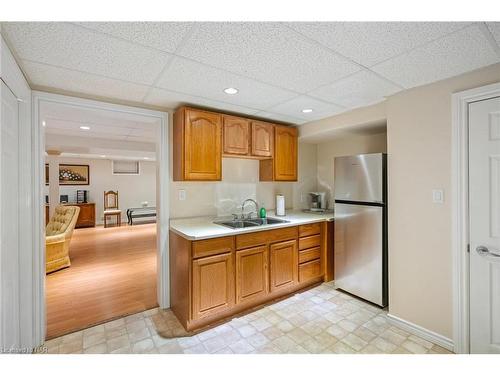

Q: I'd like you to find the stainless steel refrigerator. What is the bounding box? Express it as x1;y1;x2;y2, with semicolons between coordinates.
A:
334;153;388;307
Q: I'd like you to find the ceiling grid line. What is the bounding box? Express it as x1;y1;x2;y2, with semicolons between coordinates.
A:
140;23;200;103
3;22;500;125
479;22;500;59
281;23;406;92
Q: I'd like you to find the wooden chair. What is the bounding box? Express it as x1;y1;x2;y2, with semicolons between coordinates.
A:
103;190;122;228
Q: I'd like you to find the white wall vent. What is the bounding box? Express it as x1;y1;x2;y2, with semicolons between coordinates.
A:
112;160;140;175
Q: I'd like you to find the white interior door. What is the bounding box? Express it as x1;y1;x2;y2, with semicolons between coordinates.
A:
0;80;20;349
469;96;500;354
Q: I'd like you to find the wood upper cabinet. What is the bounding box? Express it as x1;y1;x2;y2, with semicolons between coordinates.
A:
260;125;298;182
274;125;298;181
174;106;298;182
269;239;298;293
251;121;274;158
235;245;268;305
173;107;222;181
223;116;250;156
192;252;234;320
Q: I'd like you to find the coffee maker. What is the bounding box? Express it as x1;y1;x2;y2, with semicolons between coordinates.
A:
309;192;327;211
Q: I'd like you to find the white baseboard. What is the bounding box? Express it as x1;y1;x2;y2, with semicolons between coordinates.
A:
387;314;455;352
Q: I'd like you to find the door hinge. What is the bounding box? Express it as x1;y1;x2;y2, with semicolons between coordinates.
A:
467;244;470;253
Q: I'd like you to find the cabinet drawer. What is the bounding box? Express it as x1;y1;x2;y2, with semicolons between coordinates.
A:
298;234;321;250
193;236;234;259
236;226;297;249
299;259;322;283
298;247;320;264
299;222;321;237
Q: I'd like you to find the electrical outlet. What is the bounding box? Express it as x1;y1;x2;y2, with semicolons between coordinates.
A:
178;189;186;201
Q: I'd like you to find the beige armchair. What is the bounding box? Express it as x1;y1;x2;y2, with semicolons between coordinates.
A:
45;205;80;274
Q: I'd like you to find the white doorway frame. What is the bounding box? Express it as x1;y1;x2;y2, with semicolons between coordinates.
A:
451;81;500;354
32;91;170;344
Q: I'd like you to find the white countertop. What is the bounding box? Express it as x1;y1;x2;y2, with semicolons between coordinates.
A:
169;210;334;240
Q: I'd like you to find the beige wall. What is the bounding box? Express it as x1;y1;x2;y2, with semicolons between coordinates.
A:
44;157;157;225
301;62;500;340
316;133;387;209
387;62;500;339
169;142;317;219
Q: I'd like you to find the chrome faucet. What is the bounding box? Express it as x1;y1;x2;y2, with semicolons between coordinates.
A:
240;199;259;219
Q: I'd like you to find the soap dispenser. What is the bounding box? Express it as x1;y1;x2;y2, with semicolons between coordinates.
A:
259;204;267;219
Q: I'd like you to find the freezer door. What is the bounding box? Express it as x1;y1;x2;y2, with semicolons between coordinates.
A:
334;153;384;203
334;203;384;306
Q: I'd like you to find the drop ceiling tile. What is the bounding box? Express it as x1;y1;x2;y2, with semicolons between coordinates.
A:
144;87;259;115
252;111;304;125
487;22;500;46
372;24;500;89
266;95;345;121
75;22;194;53
45;128;126;141
155;57;296;109
2;22;171;85
287;22;471;67
178;22;361;92
22;60;151;102
309;70;401;109
45;118;131;137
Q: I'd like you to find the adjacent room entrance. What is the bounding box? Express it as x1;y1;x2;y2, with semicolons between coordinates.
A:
37;93;168;339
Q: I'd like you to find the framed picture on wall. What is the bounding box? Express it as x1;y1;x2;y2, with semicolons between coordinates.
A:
59;164;90;185
46;164;90;185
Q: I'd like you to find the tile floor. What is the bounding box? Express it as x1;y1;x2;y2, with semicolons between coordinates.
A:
42;282;452;354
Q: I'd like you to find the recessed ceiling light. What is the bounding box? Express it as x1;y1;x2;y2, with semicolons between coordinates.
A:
143;157;149;160
80;126;90;130
223;87;239;95
100;155;106;158
302;109;313;113
42;121;46;127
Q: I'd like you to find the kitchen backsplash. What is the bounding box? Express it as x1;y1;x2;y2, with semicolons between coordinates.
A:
169;142;317;219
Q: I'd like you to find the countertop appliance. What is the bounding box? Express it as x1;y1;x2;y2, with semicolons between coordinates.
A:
334;153;387;307
309;192;327;211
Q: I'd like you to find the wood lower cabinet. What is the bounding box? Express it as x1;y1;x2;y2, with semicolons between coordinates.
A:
223;116;250;156
270;239;298;292
192;252;234;320
74;203;95;228
173;107;222;181
235;245;268;304
297;222;327;283
169;222;328;331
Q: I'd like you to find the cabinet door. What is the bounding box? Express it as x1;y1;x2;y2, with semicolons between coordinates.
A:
270;239;298;293
235;245;268;305
251;121;274;157
184;109;222;180
223;116;250;156
192;252;234;320
76;204;95;228
274;125;298;181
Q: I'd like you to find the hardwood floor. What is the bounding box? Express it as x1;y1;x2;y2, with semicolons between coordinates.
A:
46;223;157;339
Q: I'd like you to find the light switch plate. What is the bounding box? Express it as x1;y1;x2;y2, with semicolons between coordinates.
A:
178;189;186;201
432;189;444;204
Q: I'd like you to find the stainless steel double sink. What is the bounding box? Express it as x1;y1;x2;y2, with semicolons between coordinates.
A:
214;217;289;229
